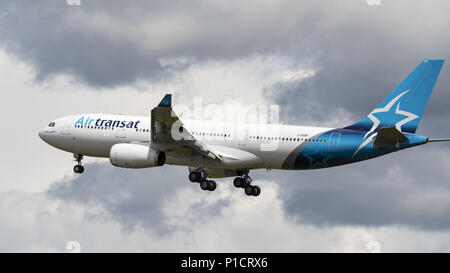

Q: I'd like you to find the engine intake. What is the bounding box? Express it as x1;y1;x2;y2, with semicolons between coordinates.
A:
110;143;165;168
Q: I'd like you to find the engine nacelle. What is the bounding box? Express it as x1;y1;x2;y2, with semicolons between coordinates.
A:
110;143;165;168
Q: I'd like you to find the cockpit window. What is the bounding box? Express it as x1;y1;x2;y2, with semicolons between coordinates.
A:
48;122;56;127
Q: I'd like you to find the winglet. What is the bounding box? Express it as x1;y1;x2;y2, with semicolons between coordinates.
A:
157;94;172;107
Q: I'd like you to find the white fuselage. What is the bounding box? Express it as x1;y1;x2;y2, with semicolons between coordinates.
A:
39;114;334;170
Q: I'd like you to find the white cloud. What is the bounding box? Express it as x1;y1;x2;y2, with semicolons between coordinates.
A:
2;180;450;252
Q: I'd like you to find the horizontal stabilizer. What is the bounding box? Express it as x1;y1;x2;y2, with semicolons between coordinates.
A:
373;127;407;149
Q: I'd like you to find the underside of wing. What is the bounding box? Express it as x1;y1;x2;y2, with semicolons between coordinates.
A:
150;94;223;161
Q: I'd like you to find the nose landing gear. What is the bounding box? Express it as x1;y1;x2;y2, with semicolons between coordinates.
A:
73;154;84;174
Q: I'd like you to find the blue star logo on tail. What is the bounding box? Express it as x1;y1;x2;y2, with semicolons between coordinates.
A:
353;89;418;157
363;90;418;139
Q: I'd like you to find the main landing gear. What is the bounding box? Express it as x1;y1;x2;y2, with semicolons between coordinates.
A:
188;169;217;192
233;170;261;197
73;154;84;174
188;168;261;197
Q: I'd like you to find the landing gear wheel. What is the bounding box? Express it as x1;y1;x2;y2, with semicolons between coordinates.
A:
234;170;260;196
252;185;261;196
207;180;217;191
233;177;243;188
189;172;201;182
73;165;84;174
200;180;210;191
245;186;254;196
73;154;84;174
242;178;250;188
190;168;215;192
244;186;261;196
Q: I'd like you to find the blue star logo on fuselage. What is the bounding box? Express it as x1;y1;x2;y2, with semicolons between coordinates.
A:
303;150;334;168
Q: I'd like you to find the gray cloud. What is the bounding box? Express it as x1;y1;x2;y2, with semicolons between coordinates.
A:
2;0;450;103
46;144;450;234
266;1;450;137
0;1;185;86
3;0;450;251
253;147;450;230
47;163;188;235
27;0;450;232
47;162;234;236
0;0;398;87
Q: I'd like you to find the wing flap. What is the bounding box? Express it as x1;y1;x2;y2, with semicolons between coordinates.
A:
207;145;263;167
150;94;222;161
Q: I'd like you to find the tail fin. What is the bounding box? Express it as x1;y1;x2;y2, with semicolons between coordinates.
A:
345;59;444;135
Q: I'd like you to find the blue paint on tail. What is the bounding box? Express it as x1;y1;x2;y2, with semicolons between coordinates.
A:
345;59;444;134
282;59;444;170
157;94;172;107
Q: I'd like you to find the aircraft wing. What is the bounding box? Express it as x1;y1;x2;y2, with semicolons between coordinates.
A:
150;94;223;161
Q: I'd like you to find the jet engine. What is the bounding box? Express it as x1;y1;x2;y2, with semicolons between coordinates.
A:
110;143;165;168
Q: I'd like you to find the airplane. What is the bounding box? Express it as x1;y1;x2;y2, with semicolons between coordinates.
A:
39;59;449;197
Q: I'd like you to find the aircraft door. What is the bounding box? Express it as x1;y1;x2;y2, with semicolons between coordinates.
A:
328;132;341;151
238;125;248;147
116;128;126;140
62;118;74;135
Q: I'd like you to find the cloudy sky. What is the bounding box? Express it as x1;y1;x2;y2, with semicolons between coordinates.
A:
2;0;450;252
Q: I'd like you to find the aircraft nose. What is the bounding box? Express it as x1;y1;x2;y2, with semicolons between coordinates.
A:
39;129;47;142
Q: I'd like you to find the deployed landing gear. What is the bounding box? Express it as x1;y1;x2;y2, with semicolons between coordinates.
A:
188;168;261;196
189;168;217;192
234;170;261;197
189;171;204;183
73;154;84;174
200;180;217;191
73;165;84;174
244;185;261;196
233;177;249;188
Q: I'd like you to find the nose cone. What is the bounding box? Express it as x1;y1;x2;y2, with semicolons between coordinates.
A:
39;128;48;143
